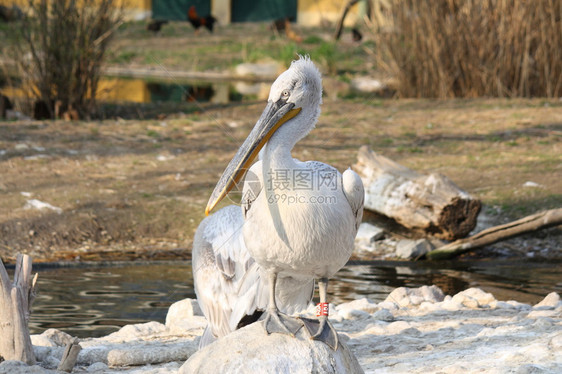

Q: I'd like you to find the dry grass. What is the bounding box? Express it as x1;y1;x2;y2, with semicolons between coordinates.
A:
0;98;560;262
372;0;562;98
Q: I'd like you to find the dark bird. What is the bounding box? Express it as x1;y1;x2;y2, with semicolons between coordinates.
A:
147;20;168;33
270;17;302;43
0;5;23;22
0;94;12;119
352;28;362;42
187;5;217;33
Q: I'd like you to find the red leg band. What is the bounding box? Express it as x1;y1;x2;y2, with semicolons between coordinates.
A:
316;302;329;317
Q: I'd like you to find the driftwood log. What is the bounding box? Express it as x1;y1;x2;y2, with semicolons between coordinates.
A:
58;338;82;372
354;146;481;240
426;208;562;260
0;254;37;364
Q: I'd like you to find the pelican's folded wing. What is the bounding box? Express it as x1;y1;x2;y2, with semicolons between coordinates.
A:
192;205;264;348
342;168;365;231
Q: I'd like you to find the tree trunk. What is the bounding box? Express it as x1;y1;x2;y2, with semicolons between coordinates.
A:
0;254;37;364
334;0;360;40
425;208;562;260
353;146;481;240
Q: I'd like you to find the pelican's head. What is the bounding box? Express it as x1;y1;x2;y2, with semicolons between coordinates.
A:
205;56;323;215
265;57;323;147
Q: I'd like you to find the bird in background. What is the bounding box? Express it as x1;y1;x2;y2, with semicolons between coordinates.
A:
352;28;363;42
270;17;303;43
193;57;364;350
187;5;217;33
147;20;168;33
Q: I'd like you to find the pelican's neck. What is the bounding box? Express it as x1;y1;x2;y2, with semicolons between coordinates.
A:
261;139;296;171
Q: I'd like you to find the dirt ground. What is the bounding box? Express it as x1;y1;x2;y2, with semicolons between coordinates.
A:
1;96;561;264
1;22;560;264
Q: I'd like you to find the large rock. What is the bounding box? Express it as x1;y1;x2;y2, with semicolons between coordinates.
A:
395;239;433;259
180;321;364;374
383;285;445;308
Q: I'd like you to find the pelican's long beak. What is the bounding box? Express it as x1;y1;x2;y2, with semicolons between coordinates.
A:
205;100;301;215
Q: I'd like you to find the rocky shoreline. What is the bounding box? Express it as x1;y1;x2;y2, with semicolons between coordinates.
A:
1;285;560;373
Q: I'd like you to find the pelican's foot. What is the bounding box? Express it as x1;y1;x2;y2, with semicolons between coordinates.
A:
300;316;339;350
259;309;304;336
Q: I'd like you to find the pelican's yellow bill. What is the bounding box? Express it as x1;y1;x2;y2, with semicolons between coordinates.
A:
205;106;301;215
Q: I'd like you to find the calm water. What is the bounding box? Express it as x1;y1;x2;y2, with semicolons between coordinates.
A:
23;260;562;338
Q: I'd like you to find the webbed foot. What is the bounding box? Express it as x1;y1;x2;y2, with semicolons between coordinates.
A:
260;309;304;336
301;316;339;350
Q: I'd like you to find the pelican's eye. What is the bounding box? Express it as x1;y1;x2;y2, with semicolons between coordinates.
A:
281;89;290;99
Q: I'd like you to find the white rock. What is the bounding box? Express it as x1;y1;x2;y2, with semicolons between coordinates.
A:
41;328;74;346
167;312;207;335
166;298;203;327
103;321;166;342
377;300;399;311
550;331;562;350
385;320;412;334
86;362;109;372
385;285;445;308
23;199;62;214
372;308;394;322
336;298;378;320
31;335;57;348
355;223;384;243
523;181;541;188
0;361;54;373
15;143;29;150
24;154;50;160
156;154;174;161
396;239;433;259
452;288;496;308
534;292;560;309
527;309;559;319
350;77;386;93
180;322;364;374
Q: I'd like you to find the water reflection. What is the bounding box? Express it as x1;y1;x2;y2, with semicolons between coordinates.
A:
30;263;194;338
0;77;268;108
26;260;561;338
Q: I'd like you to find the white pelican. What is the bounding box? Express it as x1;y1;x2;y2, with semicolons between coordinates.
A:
197;56;364;350
192;205;314;348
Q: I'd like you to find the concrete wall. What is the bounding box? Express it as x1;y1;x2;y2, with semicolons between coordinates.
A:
4;0;363;25
297;0;360;27
5;0;151;20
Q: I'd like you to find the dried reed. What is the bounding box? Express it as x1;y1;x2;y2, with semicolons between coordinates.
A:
371;0;562;98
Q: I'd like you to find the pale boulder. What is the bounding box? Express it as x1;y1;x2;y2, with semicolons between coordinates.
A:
180;321;364;374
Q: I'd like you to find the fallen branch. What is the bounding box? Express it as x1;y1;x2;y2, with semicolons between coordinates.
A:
354;146;481;240
0;253;38;364
58;338;82;372
425;208;562;260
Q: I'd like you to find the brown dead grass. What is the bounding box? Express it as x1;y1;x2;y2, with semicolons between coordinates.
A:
0;98;561;263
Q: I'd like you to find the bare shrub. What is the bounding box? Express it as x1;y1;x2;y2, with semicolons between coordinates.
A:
16;0;122;119
371;0;562;98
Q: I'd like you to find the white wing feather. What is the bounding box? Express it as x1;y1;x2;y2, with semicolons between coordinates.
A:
192;204;313;349
342;168;364;230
